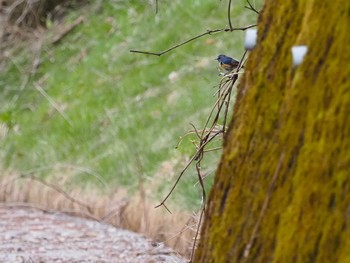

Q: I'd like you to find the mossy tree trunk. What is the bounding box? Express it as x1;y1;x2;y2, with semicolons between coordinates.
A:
194;0;350;262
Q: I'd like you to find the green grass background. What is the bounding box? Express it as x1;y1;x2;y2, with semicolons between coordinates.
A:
0;0;260;209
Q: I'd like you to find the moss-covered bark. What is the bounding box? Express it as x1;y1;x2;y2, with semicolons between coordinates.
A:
194;0;350;262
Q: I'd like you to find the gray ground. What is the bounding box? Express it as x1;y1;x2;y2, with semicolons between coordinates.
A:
0;207;185;263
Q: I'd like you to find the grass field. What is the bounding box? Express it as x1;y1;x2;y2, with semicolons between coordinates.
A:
0;0;260;211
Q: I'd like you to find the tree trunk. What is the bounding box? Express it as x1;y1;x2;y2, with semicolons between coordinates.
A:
194;0;350;262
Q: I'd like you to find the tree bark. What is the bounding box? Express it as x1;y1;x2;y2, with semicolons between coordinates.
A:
194;0;350;262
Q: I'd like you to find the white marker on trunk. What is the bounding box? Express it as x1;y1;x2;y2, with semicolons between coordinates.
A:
292;45;308;66
244;29;258;50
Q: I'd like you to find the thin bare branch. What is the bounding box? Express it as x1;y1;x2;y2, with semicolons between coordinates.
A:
0;174;96;213
0;202;101;221
58;164;107;188
164;215;197;243
155;129;223;210
245;0;260;14
154;155;197;210
51;16;84;45
228;0;233;30
203;147;222;153
130;25;256;56
189;195;206;263
100;201;129;223
34;82;73;126
222;50;247;131
10;37;42;104
190;123;202;141
23;174;93;212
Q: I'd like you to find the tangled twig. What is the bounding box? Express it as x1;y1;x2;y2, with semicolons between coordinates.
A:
130;1;261;260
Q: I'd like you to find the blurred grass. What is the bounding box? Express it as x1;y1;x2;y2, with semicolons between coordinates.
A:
0;0;260;209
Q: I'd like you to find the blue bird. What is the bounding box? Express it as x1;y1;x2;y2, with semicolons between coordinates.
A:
216;54;242;72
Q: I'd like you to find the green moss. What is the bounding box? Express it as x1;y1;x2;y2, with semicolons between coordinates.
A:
194;0;350;262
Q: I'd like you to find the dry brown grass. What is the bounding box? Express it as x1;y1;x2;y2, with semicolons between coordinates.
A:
0;167;197;258
0;0;81;27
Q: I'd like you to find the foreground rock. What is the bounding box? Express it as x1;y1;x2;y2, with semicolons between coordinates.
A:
0;207;185;263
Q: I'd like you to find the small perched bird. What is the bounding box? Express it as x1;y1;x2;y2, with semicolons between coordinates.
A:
216;54;242;73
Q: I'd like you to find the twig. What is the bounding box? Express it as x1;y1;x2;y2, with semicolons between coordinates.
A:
155;0;159;14
189;161;206;263
154;154;198;211
0;172;136;225
155;130;223;210
135;153;150;232
10;37;42;104
189;202;206;263
58;164;107;188
0;202;101;221
190;123;202;141
164;216;197;244
0;201;56;213
203;147;222;153
183;53;246;260
0;174;93;213
222;50;247;132
51;16;84;45
221;80;235;133
23;174;93;212
33;82;73;126
245;0;260;15
175;126;223;149
130;25;256;56
100;200;129;223
228;0;233;30
158;52;245;233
